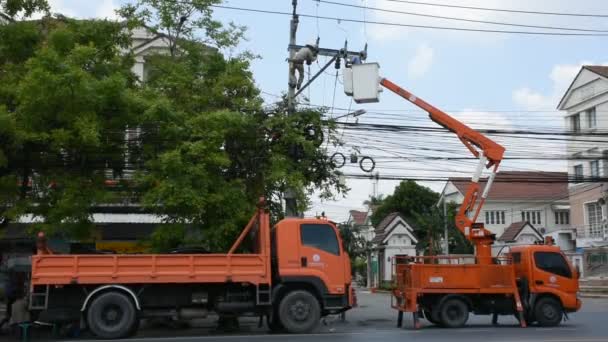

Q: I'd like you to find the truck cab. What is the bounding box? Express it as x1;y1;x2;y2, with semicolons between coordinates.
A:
273;218;353;316
509;245;581;325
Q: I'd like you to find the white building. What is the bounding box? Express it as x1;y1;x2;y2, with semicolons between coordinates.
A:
128;26;173;82
439;171;574;253
370;212;418;286
345;210;374;242
557;65;608;278
557;65;608;248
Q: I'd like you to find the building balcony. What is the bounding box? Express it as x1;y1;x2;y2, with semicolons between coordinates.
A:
575;223;608;248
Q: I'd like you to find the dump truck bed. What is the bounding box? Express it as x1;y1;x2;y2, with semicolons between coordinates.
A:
31;253;271;286
393;257;521;313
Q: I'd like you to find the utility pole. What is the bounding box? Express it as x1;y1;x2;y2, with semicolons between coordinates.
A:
443;197;449;255
283;0;367;217
287;0;298;115
284;0;299;217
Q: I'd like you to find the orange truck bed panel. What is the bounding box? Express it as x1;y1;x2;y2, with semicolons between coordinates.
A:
393;262;521;312
31;254;270;286
396;263;518;292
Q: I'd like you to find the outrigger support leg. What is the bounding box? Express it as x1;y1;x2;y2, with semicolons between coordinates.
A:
517;311;527;328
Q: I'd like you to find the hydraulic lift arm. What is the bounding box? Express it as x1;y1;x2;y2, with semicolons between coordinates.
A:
380;78;506;263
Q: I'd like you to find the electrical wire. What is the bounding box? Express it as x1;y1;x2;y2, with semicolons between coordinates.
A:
316;0;608;33
377;0;608;18
210;5;608;36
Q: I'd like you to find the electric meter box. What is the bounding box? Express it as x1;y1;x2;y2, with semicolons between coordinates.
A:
351;63;381;104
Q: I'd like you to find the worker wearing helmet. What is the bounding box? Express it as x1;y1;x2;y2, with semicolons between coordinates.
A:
289;40;319;90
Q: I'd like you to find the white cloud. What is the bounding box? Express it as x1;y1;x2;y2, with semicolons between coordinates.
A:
453;108;514;130
512;61;608;110
407;44;434;79
95;0;119;20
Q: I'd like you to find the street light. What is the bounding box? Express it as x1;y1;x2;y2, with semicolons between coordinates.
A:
332;109;367;120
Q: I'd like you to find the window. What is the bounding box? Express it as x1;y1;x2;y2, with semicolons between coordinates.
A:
485;210;506;225
570;114;581;132
554;211;570;225
574;165;584;183
534;252;572;278
300;224;340;255
591;160;600;179
521;211;542;225
586;107;597;128
585;202;602;237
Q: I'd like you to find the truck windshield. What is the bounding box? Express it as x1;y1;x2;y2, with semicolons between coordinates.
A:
301;224;340;255
534;252;572;278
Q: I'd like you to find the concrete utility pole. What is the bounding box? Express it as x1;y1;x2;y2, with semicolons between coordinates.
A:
443;198;449;255
287;0;298;115
284;0;299;217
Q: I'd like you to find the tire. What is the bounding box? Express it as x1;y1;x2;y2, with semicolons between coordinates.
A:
86;291;137;339
535;297;563;327
439;298;469;328
278;290;321;334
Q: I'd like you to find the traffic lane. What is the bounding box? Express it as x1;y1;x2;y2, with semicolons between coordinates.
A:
73;328;608;342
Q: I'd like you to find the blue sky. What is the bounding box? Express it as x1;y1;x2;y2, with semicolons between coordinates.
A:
44;0;608;221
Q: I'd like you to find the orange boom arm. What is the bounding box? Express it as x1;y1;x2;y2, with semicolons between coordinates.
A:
380;78;506;263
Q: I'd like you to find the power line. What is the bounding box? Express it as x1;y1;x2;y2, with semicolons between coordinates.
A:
316;0;608;33
211;5;608;36
377;0;608;18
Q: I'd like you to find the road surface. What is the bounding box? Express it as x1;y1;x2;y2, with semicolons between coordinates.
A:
14;290;608;341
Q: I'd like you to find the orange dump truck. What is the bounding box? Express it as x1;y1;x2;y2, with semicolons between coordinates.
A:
29;199;354;339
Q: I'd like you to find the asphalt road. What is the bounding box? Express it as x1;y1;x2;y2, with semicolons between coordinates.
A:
34;290;608;342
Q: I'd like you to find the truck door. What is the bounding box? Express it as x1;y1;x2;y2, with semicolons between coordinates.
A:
299;223;347;295
532;251;578;298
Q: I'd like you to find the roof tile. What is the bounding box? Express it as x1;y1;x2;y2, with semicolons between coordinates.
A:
584;65;608;78
448;171;567;201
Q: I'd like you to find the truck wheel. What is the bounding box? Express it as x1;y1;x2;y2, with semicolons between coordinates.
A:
535;297;563;327
278;290;321;334
439;298;469;328
87;291;137;339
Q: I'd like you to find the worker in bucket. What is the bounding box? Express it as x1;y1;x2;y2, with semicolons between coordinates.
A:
289;40;319;90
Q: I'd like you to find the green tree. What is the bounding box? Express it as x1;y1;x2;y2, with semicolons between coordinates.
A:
371;180;438;226
372;180;472;255
1;0;49;18
0;3;346;250
0;17;142;238
118;1;346;251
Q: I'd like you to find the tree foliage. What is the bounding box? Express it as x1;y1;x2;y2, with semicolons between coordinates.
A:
0;2;347;250
1;0;49;18
0;17;140;238
372;181;472;255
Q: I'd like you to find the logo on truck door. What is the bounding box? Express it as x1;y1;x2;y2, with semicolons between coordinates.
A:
313;254;321;262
